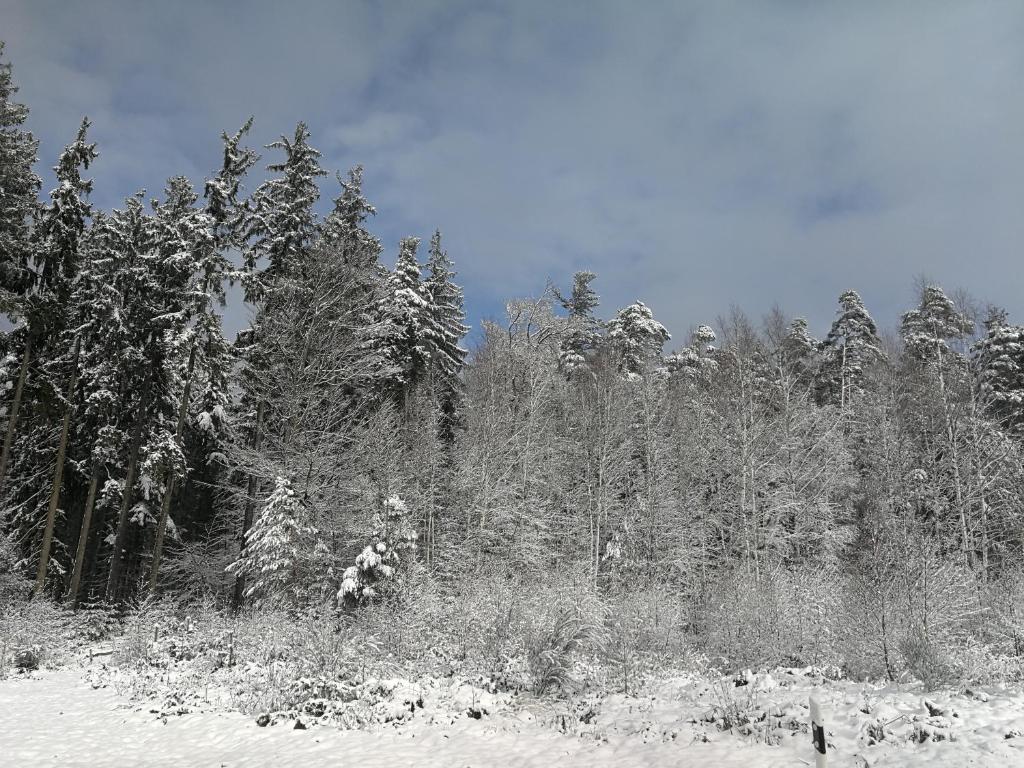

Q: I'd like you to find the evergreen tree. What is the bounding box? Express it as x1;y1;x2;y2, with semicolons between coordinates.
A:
232;122;324;602
381;237;432;398
816;290;884;407
29;118;99;587
322;165;382;267
33;118;97;296
423;230;468;435
605;301;670;377
0;41;40;302
554;271;602;376
241;122;326;302
974;308;1024;433
667;324;718;383
338;493;417;607
226;476;317;604
204;117;259;254
553;269;600;319
65;211;130;604
901;285;973;364
144;175;217;591
0;44;42;497
96;192;190;600
0;119;94;495
781;317;819;385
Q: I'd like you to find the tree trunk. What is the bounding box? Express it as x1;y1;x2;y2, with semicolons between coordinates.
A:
67;465;100;608
0;333;32;495
233;399;265;609
33;336;81;596
148;345;197;593
935;343;973;572
104;380;151;602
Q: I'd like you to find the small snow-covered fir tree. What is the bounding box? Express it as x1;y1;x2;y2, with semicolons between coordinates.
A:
227;476;317;604
338;494;417;607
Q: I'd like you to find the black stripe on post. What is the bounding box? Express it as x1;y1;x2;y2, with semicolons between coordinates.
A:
812;723;826;754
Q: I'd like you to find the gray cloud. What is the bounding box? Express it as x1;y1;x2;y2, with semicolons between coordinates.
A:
4;0;1023;343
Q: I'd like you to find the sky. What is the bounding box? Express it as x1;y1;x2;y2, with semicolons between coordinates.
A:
3;0;1024;346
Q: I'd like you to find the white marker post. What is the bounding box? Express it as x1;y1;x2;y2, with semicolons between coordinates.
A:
809;695;827;768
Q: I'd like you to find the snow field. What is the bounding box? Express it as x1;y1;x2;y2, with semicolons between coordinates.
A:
2;663;1023;766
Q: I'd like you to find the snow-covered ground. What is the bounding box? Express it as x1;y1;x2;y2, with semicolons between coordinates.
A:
2;664;1023;767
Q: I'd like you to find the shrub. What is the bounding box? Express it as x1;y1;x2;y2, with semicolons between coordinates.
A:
339;495;417;607
527;608;596;695
701;564;840;671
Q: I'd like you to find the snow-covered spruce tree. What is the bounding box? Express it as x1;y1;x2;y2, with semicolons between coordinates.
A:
319;165;397;402
553;269;600;320
2;119;97;588
0;41;40;302
553;270;602;377
322;165;382;267
423;230;468;438
101;188;203;602
0;45;43;498
140;177;212;592
338;494;417;607
605;301;670;377
974;307;1024;434
241;122;326;304
226;476;317;605
815;290;885;407
0;41;41;515
101;193;161;602
64;212;131;605
379;237;433;403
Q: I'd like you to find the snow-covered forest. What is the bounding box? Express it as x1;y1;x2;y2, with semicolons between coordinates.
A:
2;36;1024;766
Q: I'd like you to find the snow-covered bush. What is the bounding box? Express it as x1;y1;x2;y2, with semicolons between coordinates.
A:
984;567;1024;661
160;533;236;604
338;494;416;607
527;608;596;695
1;599;118;676
701;565;840;671
841;535;981;685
